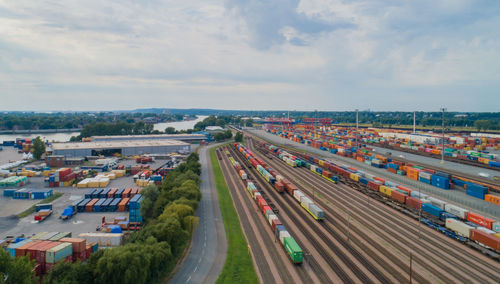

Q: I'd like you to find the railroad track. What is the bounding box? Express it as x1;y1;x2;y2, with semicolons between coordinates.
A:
226;145;335;284
232;142;393;283
218;147;312;284
372;142;500;173
245;136;500;283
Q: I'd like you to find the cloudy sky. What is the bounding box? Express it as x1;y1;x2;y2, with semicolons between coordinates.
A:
1;0;499;111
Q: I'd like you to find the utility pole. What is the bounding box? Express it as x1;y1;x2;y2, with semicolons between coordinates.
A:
413;111;416;134
440;108;446;164
409;251;413;284
346;213;351;242
355;109;359;149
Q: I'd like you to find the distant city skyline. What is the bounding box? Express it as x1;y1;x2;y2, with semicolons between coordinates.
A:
0;1;499;111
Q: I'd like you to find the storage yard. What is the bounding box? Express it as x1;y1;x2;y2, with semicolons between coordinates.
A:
214;127;500;283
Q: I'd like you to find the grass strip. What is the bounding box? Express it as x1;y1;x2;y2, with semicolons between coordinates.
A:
17;192;63;218
210;147;259;284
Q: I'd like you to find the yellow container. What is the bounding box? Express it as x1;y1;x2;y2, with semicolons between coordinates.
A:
494;233;500;240
349;173;359;182
318;160;324;166
379;185;392;197
77;183;87;188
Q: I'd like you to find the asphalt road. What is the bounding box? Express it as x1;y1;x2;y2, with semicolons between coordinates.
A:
169;144;227;284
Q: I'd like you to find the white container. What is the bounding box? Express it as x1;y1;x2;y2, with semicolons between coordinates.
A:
476;227;496;235
444;204;468;219
493;222;500;233
279;231;290;244
293;190;305;203
78;233;123;247
275;175;284;182
268;215;278;226
254;192;261;200
428;197;447;210
300;196;313;209
445;219;473;238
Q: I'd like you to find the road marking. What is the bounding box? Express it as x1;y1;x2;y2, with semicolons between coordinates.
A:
186;276;191;282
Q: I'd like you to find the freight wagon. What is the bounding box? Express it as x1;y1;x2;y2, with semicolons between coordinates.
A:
229;146;303;264
256;138;500;256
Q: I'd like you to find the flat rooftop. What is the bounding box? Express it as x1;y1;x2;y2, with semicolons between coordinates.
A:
91;134;205;140
52;139;189;150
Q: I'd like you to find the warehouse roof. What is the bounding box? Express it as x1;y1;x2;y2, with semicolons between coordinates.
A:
91;134;205;140
52;139;189;150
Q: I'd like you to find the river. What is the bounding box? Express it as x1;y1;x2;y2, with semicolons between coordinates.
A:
0;115;209;143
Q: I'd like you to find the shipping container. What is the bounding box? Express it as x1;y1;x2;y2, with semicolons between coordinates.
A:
471;229;500;251
467;212;495;230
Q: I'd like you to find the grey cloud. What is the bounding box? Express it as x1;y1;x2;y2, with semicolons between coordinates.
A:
225;0;354;49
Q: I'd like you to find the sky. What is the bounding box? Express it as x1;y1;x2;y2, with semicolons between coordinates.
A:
0;0;499;112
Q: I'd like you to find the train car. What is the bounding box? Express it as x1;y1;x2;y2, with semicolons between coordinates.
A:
471;230;500;252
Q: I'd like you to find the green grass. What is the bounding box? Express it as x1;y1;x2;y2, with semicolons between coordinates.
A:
209;147;259;284
17;192;64;218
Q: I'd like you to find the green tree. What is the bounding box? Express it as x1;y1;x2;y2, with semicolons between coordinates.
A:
0;249;37;284
245;118;254;127
474;120;491;132
234;132;243;142
140;185;160;222
32;136;46;160
164;127;177;134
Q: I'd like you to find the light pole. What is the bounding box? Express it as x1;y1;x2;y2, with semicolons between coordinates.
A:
413;111;416;134
440;108;446;164
355;109;359;149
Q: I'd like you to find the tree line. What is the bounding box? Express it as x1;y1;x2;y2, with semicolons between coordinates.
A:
0;112;183;131
0;153;202;284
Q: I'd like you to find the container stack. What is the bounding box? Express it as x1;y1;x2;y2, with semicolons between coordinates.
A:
129;194;143;223
3;232;97;276
0;176;28;187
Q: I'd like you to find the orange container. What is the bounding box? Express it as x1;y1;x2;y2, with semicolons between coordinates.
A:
485;194;500;206
85;199;99;212
118;198;130;212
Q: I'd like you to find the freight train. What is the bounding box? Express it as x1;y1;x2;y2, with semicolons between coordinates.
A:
234;143;325;221
225;150;303;264
266;128;500;205
255;139;500;257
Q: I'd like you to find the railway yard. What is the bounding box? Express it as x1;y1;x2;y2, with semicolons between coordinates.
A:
215;130;500;283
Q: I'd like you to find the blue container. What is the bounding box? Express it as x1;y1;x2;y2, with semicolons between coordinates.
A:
387;163;399;170
30;189;53;199
109;198;121;212
422;203;444;218
466;189;485;199
418;177;430;184
129;194;143;209
115;188;124;198
309;204;324;219
275;225;286;238
489;161;500;168
13;188;31;199
440;212;459;221
316;168;322;174
330;149;338;154
330;176;339;183
77;199;91;212
85;189;95;199
431;175;450;189
92;189;103;199
466;183;488;194
3;188;18;197
93;198;106;212
101;198;113;212
100;189;110;199
359;177;369;185
452;178;466;188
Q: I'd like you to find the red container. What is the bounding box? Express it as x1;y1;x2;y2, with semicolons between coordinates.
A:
37;242;62;263
471;229;500;251
396;185;412;195
122;188;131;198
285;183;297;196
322;170;332;178
130;188;138;197
15;240;41;257
108;188;118;198
367;181;380;191
258;199;268;210
391;190;406;204
467;212;495;230
262;205;272;216
406;196;424;210
118;198;130;211
274;181;284;193
373;177;385;184
85;199;99;212
26;241;52;261
272;219;282;231
60;238;86;253
387;168;397;174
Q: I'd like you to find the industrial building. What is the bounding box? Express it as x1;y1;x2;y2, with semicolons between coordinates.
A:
91;134;206;143
51;140;190;158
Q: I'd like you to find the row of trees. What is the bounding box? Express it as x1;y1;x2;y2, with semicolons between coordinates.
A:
41;153;202;284
214;130;233;142
0;112;183;131
71;122;155;141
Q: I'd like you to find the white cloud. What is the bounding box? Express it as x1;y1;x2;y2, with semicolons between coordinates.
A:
0;0;499;111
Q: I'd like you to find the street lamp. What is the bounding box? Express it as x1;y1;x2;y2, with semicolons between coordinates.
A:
440;108;446;164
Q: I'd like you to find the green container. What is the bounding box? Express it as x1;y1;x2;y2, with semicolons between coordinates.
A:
46;242;73;264
413;166;424;170
284;237;303;263
49;232;72;241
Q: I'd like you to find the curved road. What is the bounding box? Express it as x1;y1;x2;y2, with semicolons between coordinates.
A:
170;145;227;284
